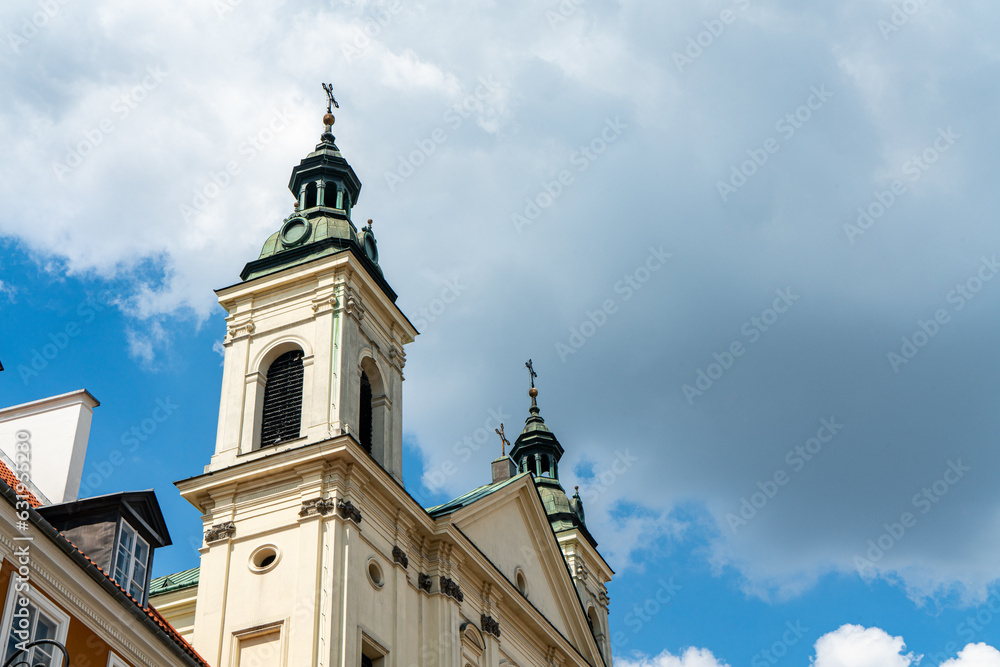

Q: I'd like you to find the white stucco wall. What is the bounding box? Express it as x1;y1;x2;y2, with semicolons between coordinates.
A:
0;389;98;504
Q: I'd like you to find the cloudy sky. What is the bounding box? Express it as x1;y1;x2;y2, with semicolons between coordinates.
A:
4;0;1000;663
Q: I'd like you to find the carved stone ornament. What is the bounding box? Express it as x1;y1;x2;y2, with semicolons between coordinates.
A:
345;289;366;321
388;346;406;370
440;576;464;602
226;319;255;341
337;499;363;523
481;614;501;638
205;521;236;543
418;573;432;593
311;295;337;313
392;545;409;569
299;498;337;517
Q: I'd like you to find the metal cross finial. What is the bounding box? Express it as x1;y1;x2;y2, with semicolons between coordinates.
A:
495;423;511;457
525;359;537;389
322;83;339;113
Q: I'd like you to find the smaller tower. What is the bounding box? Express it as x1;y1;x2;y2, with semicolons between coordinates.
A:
508;361;612;664
508;365;576;532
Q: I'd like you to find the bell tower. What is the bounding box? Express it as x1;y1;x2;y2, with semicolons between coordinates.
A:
208;93;416;482
508;361;613;664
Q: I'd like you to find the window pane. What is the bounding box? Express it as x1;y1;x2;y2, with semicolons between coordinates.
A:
134;537;149;564
119;523;134;551
114;544;131;585
132;557;147;587
5;601;59;667
129;581;143;601
34;610;57;640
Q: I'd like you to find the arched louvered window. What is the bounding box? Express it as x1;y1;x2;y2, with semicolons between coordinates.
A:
260;350;304;447
304;182;317;209
323;182;339;207
359;371;373;453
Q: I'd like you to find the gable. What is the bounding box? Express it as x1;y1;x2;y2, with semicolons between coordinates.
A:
446;478;602;665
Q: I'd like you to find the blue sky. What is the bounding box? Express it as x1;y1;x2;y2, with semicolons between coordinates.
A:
4;0;1000;664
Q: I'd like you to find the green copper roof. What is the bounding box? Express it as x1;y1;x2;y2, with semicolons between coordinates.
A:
537;478;578;532
256;213;359;261
238;126;394;302
149;566;200;596
426;472;531;517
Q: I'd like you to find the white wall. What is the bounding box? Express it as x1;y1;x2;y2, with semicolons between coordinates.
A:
0;389;98;504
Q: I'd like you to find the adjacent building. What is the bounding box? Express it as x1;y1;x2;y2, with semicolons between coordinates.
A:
0;395;207;667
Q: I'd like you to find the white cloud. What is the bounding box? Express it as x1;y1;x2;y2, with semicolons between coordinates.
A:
616;627;1000;667
812;625;918;667
941;644;1000;667
614;647;729;667
810;626;1000;667
0;280;16;303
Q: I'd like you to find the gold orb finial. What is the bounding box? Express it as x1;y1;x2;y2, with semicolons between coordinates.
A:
529;387;538;398
323;112;335;126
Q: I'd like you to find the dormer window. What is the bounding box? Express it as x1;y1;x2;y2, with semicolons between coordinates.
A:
113;520;150;602
35;491;171;611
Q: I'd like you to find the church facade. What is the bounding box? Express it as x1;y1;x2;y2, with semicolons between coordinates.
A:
152;104;613;667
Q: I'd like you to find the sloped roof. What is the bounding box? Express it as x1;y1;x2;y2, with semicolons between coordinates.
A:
0;462;41;508
150;567;201;596
425;472;530;518
0;462;209;667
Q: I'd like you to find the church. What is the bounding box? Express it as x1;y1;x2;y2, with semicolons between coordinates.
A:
149;95;614;667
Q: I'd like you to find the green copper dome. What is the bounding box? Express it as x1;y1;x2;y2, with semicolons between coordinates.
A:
238;121;395;302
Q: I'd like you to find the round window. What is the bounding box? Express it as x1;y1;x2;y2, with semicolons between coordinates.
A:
516;569;528;597
279;217;311;247
367;558;384;589
249;545;280;573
